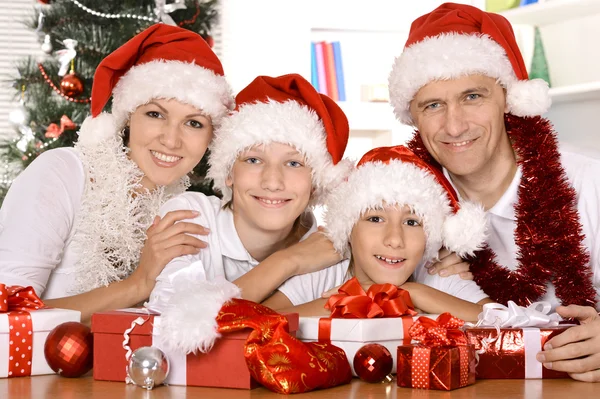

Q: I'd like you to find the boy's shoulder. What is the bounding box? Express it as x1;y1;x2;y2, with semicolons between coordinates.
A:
160;192;223;220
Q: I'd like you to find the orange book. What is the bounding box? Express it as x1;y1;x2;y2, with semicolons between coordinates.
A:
322;42;338;101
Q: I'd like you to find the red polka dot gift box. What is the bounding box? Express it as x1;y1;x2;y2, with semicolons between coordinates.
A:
397;313;476;391
0;284;80;378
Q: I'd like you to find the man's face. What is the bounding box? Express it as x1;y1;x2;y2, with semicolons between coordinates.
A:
409;75;512;179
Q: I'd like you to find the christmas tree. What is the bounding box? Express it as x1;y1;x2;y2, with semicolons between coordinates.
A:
0;0;219;205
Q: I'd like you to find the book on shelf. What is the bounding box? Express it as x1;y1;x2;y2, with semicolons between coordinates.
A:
310;40;346;101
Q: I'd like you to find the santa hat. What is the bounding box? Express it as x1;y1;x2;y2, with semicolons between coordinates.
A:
208;73;352;205
388;2;551;126
83;23;234;141
325;145;487;261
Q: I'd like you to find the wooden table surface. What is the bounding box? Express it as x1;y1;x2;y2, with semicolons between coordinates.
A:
1;375;598;399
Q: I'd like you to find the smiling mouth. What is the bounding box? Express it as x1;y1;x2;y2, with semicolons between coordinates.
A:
253;196;291;206
374;255;406;265
151;150;182;163
445;138;476;148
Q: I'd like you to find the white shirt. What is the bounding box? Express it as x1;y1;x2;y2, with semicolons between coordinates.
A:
147;192;317;312
278;259;488;306
0;148;85;299
446;148;600;310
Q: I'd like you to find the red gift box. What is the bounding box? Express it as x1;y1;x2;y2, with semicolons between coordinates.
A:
91;309;299;389
465;327;569;379
397;344;476;390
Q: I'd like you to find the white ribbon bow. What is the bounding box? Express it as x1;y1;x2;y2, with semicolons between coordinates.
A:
154;0;187;26
476;301;562;328
55;39;78;76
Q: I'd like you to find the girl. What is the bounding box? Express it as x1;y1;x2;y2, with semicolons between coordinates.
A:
146;73;353;312
264;145;492;322
0;24;234;323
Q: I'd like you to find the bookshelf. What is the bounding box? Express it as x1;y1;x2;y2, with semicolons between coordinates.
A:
499;0;600;150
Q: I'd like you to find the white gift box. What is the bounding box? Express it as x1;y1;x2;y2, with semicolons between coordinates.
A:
298;316;427;375
0;308;81;378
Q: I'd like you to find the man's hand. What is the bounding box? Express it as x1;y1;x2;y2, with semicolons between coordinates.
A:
426;248;472;279
536;305;600;382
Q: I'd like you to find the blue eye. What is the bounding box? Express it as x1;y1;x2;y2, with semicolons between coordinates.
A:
425;102;440;110
287;160;303;168
245;157;261;164
466;93;480;100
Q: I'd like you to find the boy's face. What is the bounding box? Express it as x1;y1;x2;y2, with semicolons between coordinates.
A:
350;205;426;287
226;142;312;234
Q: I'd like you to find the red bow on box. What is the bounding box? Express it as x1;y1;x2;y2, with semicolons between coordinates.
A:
0;284;45;377
409;313;467;347
45;115;77;138
325;277;417;318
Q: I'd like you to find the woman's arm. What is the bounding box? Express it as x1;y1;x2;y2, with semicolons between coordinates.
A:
401;282;483;322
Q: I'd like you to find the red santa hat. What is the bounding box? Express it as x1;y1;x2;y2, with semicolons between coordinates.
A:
325;145;487;261
82;23;234;141
388;2;551;125
207;73;352;205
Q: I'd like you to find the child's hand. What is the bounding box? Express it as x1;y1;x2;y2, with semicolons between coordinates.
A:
286;227;343;275
426;248;472;279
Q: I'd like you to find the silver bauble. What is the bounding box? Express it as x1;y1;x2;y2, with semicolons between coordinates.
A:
127;346;170;390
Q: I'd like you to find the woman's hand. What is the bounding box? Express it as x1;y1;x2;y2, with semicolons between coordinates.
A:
285;227;343;275
129;210;210;298
426;248;473;280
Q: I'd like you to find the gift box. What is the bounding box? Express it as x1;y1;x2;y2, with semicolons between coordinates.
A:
91;309;299;389
396;313;476;391
0;308;81;378
465;327;569;379
397;344;476;390
297;315;418;375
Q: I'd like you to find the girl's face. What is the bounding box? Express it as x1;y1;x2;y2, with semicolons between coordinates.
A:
128;98;213;190
350;205;426;287
226;142;312;235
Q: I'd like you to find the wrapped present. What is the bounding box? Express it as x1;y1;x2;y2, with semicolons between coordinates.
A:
91;308;299;389
465;301;570;379
397;313;476;390
297;277;423;376
0;284;81;378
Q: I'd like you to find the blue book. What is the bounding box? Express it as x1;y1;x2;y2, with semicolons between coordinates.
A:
332;41;346;101
310;42;320;92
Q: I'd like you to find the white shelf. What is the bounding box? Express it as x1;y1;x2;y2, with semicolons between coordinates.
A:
336;101;397;132
499;0;600;25
549;81;600;104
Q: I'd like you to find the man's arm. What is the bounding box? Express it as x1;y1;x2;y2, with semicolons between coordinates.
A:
536;305;600;382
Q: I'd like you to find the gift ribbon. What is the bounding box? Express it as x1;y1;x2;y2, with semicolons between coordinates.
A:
45;115;77;138
476;301;562;328
0;284;44;378
319;277;417;344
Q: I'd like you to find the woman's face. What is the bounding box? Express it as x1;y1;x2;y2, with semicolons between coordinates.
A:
226;142;312;234
127;98;213;190
350;205;426;287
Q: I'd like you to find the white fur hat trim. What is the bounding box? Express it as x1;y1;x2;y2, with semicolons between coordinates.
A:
388;33;551;126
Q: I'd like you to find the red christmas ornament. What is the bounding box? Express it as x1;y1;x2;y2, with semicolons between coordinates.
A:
60;73;84;98
44;322;93;378
353;344;393;383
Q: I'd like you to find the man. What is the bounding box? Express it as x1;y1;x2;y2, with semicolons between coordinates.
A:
388;3;600;382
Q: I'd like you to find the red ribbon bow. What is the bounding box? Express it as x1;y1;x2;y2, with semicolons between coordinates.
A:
0;284;45;378
45;115;77;138
409;313;467;347
325;277;417;318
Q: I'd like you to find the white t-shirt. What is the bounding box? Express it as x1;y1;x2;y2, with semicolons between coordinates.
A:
476;148;600;310
147;192;317;312
278;259;488;306
0;148;84;299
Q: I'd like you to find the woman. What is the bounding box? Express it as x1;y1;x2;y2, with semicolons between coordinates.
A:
0;24;234;323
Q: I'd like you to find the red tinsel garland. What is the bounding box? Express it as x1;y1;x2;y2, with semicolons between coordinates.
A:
407;115;596;307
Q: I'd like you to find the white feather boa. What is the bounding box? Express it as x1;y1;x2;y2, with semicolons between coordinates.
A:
69;114;189;294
